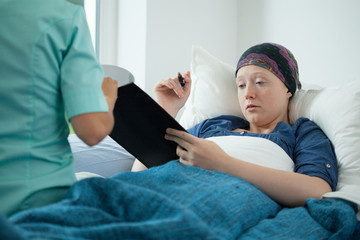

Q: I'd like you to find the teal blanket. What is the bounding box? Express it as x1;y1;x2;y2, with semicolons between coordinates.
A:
3;161;360;239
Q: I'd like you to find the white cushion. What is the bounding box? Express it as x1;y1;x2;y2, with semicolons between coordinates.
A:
180;45;243;129
207;136;294;172
180;45;360;219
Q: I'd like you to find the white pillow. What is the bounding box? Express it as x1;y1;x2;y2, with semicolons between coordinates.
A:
180;45;243;128
180;45;360;219
207;136;294;172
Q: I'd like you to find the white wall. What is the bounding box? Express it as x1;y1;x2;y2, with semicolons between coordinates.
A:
100;0;360;92
99;0;119;65
237;0;360;87
99;0;238;95
145;0;238;95
116;0;147;88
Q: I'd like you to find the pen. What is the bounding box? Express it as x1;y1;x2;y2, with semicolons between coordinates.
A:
178;72;185;88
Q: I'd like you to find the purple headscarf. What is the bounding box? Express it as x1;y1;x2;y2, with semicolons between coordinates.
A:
236;43;301;96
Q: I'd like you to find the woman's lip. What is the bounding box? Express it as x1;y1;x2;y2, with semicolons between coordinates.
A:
246;105;259;111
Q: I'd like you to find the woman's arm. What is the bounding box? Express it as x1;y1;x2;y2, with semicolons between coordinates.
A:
71;77;118;146
164;128;331;207
220;157;331;207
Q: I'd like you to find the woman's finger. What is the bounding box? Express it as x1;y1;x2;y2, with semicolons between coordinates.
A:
168;77;185;98
179;157;191;166
176;145;188;158
166;128;196;144
164;132;192;150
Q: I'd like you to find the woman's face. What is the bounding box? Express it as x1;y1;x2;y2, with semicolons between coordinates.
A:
235;65;292;128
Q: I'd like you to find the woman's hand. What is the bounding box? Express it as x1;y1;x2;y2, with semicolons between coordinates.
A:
164;128;229;171
154;71;191;118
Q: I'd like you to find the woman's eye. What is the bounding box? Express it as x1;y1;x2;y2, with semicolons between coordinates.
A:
238;84;245;89
256;81;264;85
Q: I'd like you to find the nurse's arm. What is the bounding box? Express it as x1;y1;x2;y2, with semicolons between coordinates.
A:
70;77;117;146
71;112;114;146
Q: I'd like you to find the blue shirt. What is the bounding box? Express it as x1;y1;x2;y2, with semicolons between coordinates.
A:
187;115;338;191
0;0;108;216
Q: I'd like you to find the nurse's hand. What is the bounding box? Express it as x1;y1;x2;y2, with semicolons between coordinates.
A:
101;77;118;112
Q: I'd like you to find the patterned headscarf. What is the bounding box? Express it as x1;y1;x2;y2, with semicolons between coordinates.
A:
235;43;301;96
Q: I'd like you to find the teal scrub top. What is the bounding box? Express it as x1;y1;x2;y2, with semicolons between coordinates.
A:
0;0;108;217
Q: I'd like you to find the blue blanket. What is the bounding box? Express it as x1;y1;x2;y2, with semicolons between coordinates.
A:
2;161;360;239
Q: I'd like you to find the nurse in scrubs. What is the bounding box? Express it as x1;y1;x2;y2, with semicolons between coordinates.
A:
0;0;117;217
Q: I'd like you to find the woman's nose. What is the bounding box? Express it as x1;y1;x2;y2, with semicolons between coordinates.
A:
244;84;256;99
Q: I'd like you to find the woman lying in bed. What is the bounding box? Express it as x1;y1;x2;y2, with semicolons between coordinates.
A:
132;42;338;207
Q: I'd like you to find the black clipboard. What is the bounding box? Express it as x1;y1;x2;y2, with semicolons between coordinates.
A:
109;82;186;168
